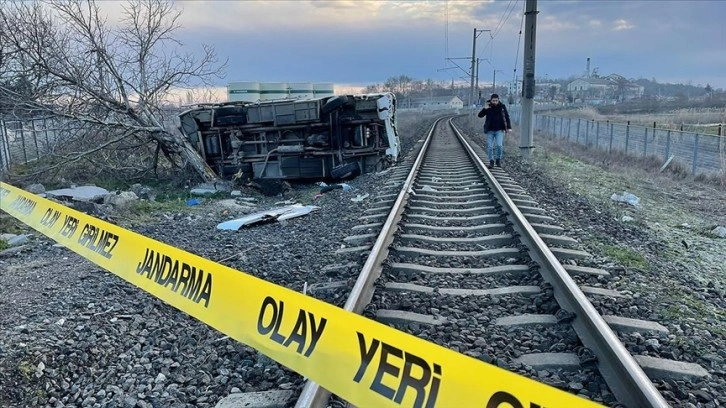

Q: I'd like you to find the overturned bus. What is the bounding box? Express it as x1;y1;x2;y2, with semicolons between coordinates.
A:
177;93;400;180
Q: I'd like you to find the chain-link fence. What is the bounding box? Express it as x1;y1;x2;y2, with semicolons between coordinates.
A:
509;107;725;176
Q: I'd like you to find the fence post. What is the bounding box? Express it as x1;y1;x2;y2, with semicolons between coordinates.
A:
719;123;722;136
609;122;614;153
577;119;581;143
644;127;648;157
560;117;563;138
550;116;553;135
665;129;671;159
586;120;590;146
625;120;630;153
30;119;40;160
0;120;6;171
552;117;557;136
692;133;699;175
19;124;28;163
567;118;571;140
595;121;600;149
43;118;51;150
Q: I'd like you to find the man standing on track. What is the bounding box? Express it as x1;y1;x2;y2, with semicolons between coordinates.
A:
477;93;512;169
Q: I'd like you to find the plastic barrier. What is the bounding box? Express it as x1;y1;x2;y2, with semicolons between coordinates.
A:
0;182;604;407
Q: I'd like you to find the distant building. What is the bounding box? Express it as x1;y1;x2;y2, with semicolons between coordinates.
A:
409;96;464;111
567;75;644;101
567;78;614;95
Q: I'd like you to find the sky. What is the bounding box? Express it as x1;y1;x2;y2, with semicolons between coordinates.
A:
99;0;726;94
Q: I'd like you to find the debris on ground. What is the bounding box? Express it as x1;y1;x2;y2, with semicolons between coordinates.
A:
610;191;640;207
129;183;155;200
319;182;352;193
712;226;726;238
190;181;233;196
45;185;110;202
351;194;370;202
216;204;320;230
104;191;139;208
0;233;30;247
216;199;257;215
25;183;46;194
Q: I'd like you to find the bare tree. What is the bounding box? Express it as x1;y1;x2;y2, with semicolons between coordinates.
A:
0;0;226;182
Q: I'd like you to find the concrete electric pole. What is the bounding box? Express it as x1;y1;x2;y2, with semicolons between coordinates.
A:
520;0;538;159
469;29;491;108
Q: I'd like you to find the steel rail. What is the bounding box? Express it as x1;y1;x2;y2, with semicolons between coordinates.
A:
294;117;444;408
448;119;670;408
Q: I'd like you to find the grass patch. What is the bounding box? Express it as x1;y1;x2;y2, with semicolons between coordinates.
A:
602;244;648;269
0;213;25;234
109;197;192;226
660;289;726;337
0;239;8;251
130;198;189;213
17;361;35;381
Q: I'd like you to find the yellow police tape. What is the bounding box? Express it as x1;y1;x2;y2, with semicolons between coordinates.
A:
1;181;605;408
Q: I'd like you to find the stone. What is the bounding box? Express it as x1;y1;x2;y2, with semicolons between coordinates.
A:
46;186;110;202
6;234;30;247
106;191;139;208
712;226;726;238
26;183;46;194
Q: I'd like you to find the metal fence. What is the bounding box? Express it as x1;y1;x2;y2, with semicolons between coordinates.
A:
0;117;77;173
509;107;725;176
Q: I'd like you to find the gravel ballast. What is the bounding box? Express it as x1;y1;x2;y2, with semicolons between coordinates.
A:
2;111;725;407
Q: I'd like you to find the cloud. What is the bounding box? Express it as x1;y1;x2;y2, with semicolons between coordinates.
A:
539;15;578;32
149;0;496;33
612;19;635;31
87;1;726;90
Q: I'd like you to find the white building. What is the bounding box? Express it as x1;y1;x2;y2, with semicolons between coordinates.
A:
567;78;614;95
409;96;464;111
567;76;644;101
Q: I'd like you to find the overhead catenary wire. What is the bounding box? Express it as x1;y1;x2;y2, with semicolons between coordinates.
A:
492;0;519;39
478;0;519;72
445;0;449;69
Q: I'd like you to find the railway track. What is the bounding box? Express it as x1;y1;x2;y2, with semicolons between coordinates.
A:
287;116;708;407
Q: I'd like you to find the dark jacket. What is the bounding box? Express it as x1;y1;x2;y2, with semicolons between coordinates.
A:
477;102;511;132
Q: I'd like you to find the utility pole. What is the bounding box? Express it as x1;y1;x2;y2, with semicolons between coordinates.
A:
475;58;480;104
520;0;538;159
470;29;491;108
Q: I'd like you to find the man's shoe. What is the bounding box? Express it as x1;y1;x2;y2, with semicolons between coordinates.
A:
495;159;501;167
488;160;494;169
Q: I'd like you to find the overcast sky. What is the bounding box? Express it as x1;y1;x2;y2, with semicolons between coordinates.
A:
103;0;726;91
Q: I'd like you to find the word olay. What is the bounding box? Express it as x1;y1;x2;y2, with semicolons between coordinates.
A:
0;182;606;408
256;296;327;357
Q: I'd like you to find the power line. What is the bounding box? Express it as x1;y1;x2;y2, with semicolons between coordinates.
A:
492;0;519;39
471;0;517;79
445;0;449;69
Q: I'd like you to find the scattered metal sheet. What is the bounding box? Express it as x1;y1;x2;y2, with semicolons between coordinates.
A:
276;205;320;221
217;204;320;230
